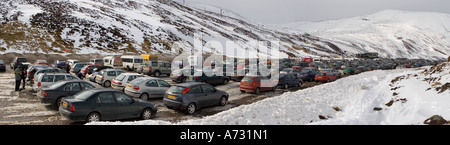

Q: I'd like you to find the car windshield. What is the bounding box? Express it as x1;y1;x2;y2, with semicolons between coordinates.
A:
115;74;126;81
167;86;186;94
74;91;95;100
242;77;254;82
129;77;145;84
317;73;326;76
48;81;67;89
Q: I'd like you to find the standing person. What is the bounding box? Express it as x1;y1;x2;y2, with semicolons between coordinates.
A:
66;63;71;73
14;65;22;92
21;67;27;90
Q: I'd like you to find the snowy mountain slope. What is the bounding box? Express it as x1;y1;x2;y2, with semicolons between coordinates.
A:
88;60;450;125
275;10;450;59
0;1;448;59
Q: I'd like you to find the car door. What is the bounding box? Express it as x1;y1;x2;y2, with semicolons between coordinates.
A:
144;79;161;98
63;82;82;96
95;92;119;120
113;92;139;119
188;86;206;108
157;80;171;98
201;84;219;107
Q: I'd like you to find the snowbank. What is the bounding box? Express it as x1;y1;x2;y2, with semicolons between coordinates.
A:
88;62;449;125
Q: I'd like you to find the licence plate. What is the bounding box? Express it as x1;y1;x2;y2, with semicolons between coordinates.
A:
62;102;67;107
318;76;323;78
168;95;176;99
127;84;132;88
189;77;193;79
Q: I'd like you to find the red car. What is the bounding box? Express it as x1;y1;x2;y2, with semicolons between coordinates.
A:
34;60;49;66
240;76;276;94
314;72;338;82
80;65;99;76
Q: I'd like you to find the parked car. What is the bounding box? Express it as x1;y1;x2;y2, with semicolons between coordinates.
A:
10;57;27;70
272;73;302;89
280;68;301;76
95;69;124;87
111;73;144;92
31;67;67;85
33;73;79;92
321;68;341;78
51;60;68;69
71;63;91;74
33;60;49;66
0;59;5;71
298;67;320;82
37;80;97;107
186;71;230;85
80;65;99;76
142;61;171;77
86;66;113;82
163;82;229;114
240;76;276;94
314;72;338;83
344;67;355;75
67;59;80;67
171;68;195;83
124;77;171;100
59;88;157;122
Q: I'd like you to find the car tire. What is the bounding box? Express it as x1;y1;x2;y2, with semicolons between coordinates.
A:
223;79;229;85
140;108;153;120
104;81;111;87
254;88;260;94
240;90;245;93
140;93;149;101
55;97;64;107
284;84;289;89
186;103;196;114
154;71;161;77
272;87;276;92
327;79;330;83
219;96;227;106
298;81;302;87
86;112;101;122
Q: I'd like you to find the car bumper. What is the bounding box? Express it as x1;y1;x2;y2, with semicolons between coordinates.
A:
111;84;124;91
59;107;86;121
36;93;54;104
163;98;185;111
124;89;141;98
240;86;257;92
315;78;328;82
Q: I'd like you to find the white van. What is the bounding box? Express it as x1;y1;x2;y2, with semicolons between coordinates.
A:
103;56;123;69
121;55;144;71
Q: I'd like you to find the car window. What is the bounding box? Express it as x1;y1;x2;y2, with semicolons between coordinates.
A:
64;83;81;91
107;71;116;76
152;62;158;67
116;71;123;76
159;62;163;67
114;92;132;103
158;80;170;87
54;75;66;82
97;92;115;104
201;85;215;93
145;80;158;87
189;86;202;94
164;62;171;68
41;75;54;82
256;77;262;83
116;74;126;81
81;82;95;90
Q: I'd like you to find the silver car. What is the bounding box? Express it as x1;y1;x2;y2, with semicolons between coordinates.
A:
124;77;171;100
33;73;79;92
111;73;144;92
95;69;124;87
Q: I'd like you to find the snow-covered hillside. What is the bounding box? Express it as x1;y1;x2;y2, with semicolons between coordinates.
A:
275;10;450;60
1;1;448;59
88;60;450;125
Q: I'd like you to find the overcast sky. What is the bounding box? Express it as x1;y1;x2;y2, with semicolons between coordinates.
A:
185;0;450;24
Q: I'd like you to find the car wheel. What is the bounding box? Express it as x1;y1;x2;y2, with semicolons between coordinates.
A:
298;81;302;87
86;112;101;122
240;90;245;93
154;71;161;77
140;108;153;120
219;96;227;106
55;97;64;107
140;93;149;101
284;84;289;89
223;79;229;85
327;79;330;83
104;81;111;87
254;88;260;94
272;86;276;92
186;103;196;114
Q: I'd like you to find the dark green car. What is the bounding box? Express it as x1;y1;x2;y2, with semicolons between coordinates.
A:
186;71;230;85
344;67;355;75
59;88;157;122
